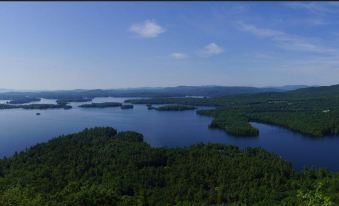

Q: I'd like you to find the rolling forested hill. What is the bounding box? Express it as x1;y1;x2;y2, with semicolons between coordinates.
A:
0;127;338;205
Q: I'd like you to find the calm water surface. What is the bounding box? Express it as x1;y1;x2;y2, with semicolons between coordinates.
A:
1;97;339;171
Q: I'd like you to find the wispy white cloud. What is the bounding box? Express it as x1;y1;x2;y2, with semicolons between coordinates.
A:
170;52;188;60
200;43;224;57
250;52;279;60
305;18;327;26
237;22;337;54
276;55;339;84
129;20;166;38
284;2;333;14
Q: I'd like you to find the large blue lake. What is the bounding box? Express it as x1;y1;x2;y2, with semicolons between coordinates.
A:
1;97;339;171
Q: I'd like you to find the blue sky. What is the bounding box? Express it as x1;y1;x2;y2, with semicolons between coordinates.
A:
1;2;339;90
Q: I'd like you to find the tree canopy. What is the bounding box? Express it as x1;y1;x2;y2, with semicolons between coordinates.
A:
0;127;338;205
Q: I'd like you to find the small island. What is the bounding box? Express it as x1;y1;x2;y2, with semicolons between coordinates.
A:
56;97;92;105
152;104;196;111
8;97;40;104
79;102;122;108
120;104;134;109
147;104;153;110
22;104;72;110
0;104;17;109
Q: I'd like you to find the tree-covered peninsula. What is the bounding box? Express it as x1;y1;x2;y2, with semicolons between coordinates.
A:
197;110;259;137
0;127;338;205
127;84;339;137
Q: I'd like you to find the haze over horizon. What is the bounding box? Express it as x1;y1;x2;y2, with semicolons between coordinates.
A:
0;84;322;93
1;2;339;90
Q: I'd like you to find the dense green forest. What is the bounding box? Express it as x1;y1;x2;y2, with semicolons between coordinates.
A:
196;109;339;137
197;110;259;136
249;112;339;137
0;127;338;205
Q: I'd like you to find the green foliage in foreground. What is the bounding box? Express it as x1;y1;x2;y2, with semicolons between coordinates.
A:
115;131;143;142
0;127;339;205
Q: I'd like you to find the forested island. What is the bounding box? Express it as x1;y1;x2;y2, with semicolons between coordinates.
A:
120;104;134;109
79;102;122;108
148;104;196;111
56;97;92;105
0;104;71;110
79;102;134;110
8;97;40;104
0;127;338;205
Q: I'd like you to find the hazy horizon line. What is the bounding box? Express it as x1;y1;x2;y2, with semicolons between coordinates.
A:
0;83;328;93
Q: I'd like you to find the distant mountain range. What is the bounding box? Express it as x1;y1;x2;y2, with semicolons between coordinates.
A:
0;89;14;93
110;85;311;97
288;84;339;98
0;85;313;99
266;85;311;91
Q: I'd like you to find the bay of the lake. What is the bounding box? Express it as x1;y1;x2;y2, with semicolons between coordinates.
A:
1;97;339;171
